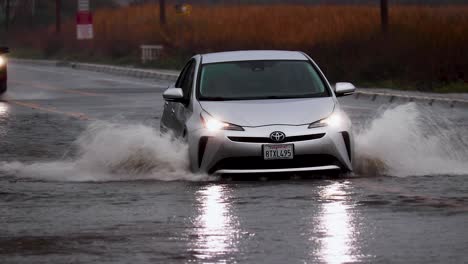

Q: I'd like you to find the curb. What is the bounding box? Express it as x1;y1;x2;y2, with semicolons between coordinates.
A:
10;58;468;108
354;91;468;108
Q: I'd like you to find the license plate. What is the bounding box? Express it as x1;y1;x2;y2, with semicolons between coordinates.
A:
263;144;294;160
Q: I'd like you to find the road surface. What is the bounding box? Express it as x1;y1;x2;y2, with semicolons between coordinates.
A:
0;62;467;263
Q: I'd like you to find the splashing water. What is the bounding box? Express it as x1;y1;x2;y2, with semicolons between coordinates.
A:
354;103;468;177
1;103;466;181
0;122;210;182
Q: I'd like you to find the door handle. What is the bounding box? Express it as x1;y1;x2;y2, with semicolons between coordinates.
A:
171;108;175;114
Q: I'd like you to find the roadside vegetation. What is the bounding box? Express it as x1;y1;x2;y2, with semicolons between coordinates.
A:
8;4;468;92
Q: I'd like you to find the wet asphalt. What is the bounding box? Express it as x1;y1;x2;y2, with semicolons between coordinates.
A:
0;62;468;263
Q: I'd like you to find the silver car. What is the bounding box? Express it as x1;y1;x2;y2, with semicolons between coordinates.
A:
161;50;356;175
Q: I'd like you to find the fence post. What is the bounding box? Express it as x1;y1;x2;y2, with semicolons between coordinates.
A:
160;0;166;25
380;0;389;33
56;0;61;33
5;0;10;31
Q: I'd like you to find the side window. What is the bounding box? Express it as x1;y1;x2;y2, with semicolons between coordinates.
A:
175;61;191;88
180;60;196;101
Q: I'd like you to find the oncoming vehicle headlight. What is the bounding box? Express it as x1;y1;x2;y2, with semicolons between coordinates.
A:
201;113;244;131
308;111;344;129
0;56;5;67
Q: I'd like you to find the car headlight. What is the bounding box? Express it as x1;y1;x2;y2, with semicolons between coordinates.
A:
308;111;343;129
200;113;244;131
0;56;5;67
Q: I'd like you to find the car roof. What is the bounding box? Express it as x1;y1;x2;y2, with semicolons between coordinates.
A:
201;50;308;64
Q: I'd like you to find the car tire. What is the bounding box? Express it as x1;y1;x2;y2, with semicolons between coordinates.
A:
0;81;6;94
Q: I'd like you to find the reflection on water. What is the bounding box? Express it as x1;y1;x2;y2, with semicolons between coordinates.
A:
0;102;9;116
192;185;239;260
318;182;358;264
0;102;10;137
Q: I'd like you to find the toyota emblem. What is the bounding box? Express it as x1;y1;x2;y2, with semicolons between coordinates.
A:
270;131;286;142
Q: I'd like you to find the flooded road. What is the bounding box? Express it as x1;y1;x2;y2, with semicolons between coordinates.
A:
1;62;468;263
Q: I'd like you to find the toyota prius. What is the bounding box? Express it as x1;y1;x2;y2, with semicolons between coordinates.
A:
161;50;356;175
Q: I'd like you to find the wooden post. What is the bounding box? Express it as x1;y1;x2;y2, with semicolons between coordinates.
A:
29;0;36;26
160;0;166;25
380;0;389;33
5;0;10;31
56;0;61;33
31;0;36;17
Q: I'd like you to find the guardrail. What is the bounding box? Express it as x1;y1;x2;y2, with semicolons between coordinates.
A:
69;62;178;81
10;58;179;82
354;90;468;108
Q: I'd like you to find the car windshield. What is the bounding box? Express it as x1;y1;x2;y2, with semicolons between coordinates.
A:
198;60;329;100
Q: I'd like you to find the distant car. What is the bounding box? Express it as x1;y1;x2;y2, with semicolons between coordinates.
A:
161;50;356;175
0;47;8;94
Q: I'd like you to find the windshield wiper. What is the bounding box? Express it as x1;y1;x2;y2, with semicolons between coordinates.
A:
265;94;324;99
200;97;227;101
261;95;306;100
265;96;287;99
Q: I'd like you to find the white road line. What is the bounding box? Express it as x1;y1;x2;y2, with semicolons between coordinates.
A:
10;64;170;88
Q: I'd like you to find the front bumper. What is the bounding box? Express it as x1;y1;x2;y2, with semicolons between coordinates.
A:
188;125;353;174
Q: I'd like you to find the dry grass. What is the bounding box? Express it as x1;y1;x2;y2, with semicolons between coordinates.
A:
12;4;468;89
91;4;383;51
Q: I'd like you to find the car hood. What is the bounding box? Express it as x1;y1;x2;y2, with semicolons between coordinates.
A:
199;97;335;127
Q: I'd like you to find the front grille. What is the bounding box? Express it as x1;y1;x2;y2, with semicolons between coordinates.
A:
228;133;325;144
209;154;341;174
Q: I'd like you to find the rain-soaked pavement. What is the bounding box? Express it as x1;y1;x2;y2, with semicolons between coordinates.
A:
1;62;468;263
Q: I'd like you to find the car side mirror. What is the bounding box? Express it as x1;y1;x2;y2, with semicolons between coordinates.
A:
0;47;9;54
334;82;356;97
163;87;185;102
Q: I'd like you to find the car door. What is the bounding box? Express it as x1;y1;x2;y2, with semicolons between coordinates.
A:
161;61;191;135
172;59;196;138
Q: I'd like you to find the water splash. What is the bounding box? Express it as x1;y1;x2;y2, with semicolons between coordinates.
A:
1;103;466;181
0;122;210;182
354;103;468;177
